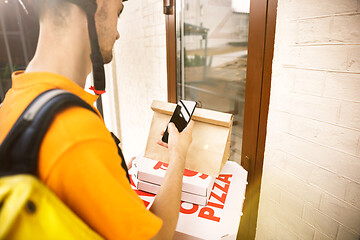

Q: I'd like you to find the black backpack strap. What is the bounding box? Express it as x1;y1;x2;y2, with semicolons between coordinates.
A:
0;89;130;181
0;89;98;176
111;133;130;183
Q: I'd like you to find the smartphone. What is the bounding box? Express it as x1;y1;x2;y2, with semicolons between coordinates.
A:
161;100;197;143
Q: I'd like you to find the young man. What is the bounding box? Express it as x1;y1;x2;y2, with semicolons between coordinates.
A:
0;0;193;239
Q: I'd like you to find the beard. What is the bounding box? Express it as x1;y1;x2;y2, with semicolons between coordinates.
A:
101;48;113;64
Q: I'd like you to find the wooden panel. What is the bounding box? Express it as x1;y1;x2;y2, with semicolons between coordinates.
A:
165;3;177;104
237;0;267;238
238;0;278;239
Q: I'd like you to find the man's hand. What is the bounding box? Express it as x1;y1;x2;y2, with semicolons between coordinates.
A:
151;121;194;240
126;157;135;170
157;121;194;161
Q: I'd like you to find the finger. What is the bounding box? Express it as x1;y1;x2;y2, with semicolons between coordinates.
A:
127;157;136;170
157;140;169;148
160;130;165;136
183;120;194;133
168;122;179;134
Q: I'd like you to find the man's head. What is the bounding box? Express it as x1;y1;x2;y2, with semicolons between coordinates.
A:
30;0;124;64
95;0;124;63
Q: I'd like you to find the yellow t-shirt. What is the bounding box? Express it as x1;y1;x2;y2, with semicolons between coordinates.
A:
0;71;162;239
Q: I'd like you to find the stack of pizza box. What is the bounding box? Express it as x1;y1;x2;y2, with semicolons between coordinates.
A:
130;160;248;240
131;156;215;206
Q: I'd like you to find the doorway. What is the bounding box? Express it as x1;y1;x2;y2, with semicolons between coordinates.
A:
165;0;278;239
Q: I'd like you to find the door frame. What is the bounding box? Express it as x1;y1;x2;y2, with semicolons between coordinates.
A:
237;0;278;239
165;0;278;239
165;2;177;104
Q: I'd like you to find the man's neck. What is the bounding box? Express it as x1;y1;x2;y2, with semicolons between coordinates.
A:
26;5;91;88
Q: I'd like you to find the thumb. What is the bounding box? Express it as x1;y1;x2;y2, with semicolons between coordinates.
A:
183;120;194;133
168;122;179;134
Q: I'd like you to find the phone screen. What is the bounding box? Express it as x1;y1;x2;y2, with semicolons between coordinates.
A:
162;100;197;143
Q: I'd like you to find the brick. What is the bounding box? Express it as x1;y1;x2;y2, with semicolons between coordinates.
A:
113;1;167;160
339;102;360;130
280;191;304;217
142;5;152;17
280;45;301;67
303;204;340;238
298;45;348;71
272;68;296;92
345;181;360;209
155;24;166;35
331;15;360;43
275;17;298;45
268;89;292;112
324;72;360;102
288;93;341;123
287;0;358;18
275;152;314;182
309;167;350;200
256;199;278;239
266;110;291;133
276;222;301;240
144;26;155;37
298;18;331;44
265;125;291;151
254;229;278;240
262;165;306;198
337;225;360;240
304;184;323;208
263;163;322;207
280;133;360;184
293;69;326;96
260;181;282;204
314;231;333;240
347;45;360;72
289;115;360;155
275;204;315;239
320;193;360;233
264;148;283;167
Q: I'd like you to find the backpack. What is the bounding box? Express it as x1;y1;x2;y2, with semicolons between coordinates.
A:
0;89;120;239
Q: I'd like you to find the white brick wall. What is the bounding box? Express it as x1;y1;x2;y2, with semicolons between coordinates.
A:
256;0;360;239
104;0;167;161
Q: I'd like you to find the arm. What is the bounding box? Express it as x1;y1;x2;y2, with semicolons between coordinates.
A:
150;121;194;240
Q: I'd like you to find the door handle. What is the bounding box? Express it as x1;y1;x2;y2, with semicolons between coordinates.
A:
163;0;174;15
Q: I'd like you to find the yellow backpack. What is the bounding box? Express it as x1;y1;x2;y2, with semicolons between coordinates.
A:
0;90;104;240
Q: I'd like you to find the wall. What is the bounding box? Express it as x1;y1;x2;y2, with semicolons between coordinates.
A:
256;0;360;239
105;0;168;161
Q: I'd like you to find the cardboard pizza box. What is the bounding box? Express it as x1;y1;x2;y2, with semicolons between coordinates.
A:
132;175;210;206
132;156;215;197
129;161;248;240
144;100;233;177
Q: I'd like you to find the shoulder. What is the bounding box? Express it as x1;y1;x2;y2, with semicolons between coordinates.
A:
38;105;116;180
52;105;110;141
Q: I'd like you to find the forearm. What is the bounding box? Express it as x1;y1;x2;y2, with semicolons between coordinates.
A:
150;153;185;239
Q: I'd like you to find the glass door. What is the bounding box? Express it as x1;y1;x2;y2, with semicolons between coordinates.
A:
175;0;250;164
167;0;278;238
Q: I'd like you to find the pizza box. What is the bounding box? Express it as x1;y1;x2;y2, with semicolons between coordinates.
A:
130;161;248;240
132;175;209;206
132;156;215;197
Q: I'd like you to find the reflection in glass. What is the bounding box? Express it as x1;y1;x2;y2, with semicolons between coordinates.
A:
176;0;249;164
0;0;39;102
